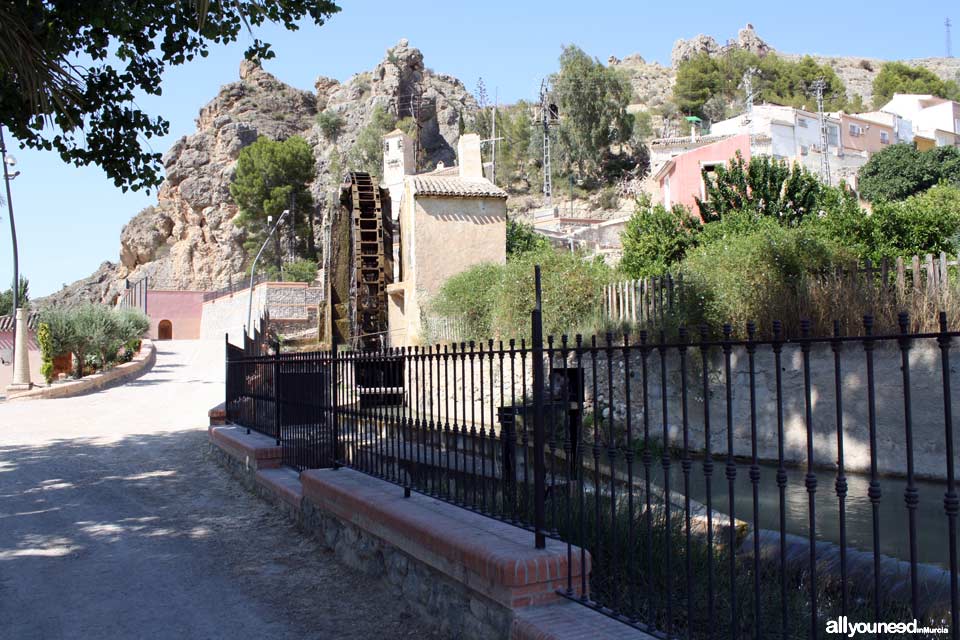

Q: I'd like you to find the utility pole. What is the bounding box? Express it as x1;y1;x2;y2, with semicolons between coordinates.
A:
947;17;954;58
1;126;30;390
538;79;558;206
743;68;758;123
812;78;832;186
491;88;498;185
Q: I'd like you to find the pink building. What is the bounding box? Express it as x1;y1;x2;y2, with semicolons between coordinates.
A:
652;134;752;216
835;112;895;157
145;290;206;340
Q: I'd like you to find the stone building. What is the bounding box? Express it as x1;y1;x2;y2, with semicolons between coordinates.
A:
382;132;507;346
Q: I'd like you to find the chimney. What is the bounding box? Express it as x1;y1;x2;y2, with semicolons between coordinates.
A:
457;133;483;179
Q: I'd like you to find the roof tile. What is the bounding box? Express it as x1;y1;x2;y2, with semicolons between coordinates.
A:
412;175;507;199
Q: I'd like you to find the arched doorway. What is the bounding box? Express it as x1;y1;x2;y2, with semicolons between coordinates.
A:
158;320;173;340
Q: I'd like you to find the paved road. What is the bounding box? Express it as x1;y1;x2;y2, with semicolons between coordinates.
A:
0;340;441;640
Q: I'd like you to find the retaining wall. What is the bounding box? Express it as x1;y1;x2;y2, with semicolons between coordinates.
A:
208;423;651;640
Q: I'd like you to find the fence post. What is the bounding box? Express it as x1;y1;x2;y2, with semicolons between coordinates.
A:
331;346;340;469
224;333;231;426
273;355;282;446
531;265;546;549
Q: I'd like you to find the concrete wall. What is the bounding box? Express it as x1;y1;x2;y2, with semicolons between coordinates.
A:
147;290;205;340
392;180;506;346
200;285;267;345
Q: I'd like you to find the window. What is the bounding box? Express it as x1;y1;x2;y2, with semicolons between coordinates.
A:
827;126;840;147
880;131;890;144
849;123;862;137
800;145;809;155
797;118;809;128
383;140;390;154
700;163;720;201
397;137;403;150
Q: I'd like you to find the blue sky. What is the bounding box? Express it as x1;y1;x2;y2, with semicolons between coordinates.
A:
1;0;956;297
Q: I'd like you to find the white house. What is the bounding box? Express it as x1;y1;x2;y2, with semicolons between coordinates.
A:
879;94;960;149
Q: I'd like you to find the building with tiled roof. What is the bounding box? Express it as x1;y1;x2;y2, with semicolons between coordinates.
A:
381;131;507;346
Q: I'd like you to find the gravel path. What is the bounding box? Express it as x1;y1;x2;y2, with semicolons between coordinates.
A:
0;340;443;640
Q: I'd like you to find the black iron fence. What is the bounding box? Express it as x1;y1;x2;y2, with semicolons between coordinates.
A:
119;276;149;313
224;267;960;640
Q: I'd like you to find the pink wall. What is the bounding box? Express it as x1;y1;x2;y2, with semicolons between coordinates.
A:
146;290;206;340
660;134;752;216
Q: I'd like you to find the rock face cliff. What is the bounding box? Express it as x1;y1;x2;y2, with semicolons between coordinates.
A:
45;40;477;307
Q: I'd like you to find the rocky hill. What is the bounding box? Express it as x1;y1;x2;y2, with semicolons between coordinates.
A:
44;39;477;307
45;29;960;306
612;24;960;116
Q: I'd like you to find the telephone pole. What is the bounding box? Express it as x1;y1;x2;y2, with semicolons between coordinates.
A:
812;78;832;186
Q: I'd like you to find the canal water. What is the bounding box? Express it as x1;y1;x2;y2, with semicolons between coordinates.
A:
631;460;953;568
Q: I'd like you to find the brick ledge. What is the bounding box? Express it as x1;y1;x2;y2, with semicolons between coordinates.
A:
208;425;282;470
301;467;588;609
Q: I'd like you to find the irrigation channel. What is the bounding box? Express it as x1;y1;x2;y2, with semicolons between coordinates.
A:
633;458;950;568
363;416;950;569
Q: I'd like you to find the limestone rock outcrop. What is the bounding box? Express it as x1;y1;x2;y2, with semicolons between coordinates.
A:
47;40;477;306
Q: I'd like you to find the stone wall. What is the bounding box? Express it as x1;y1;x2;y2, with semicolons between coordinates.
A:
208;425;595;640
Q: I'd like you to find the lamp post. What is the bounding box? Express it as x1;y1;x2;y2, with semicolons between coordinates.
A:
1;126;30;391
246;209;289;336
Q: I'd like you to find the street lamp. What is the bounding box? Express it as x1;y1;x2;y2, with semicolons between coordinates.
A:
246;209;289;336
1;126;31;391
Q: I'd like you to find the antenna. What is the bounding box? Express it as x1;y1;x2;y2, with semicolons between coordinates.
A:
948;17;954;58
812;78;831;186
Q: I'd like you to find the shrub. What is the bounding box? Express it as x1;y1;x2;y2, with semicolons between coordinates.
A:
619;198;702;277
283;258;319;283
506;219;549;258
696;152;824;224
492;247;611;339
597;186;619;210
316;109;345;141
36;323;55;383
678;224;850;336
857;144;960;202
40;305;148;378
866;184;960;260
430;263;504;340
431;246;611;341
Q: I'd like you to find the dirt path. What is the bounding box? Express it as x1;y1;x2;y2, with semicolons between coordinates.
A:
0;340;443;640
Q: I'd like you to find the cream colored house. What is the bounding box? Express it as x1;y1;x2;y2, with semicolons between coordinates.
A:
382;132;507;346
